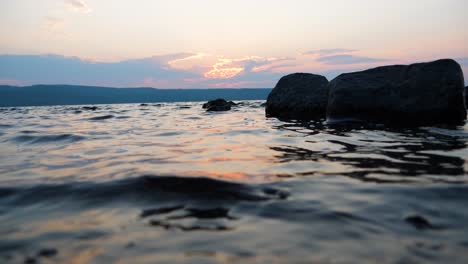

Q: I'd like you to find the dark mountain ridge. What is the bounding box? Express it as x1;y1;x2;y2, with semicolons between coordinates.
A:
0;85;271;107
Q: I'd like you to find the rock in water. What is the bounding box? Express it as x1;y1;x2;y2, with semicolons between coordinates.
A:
327;59;466;126
465;86;467;108
265;73;329;119
202;98;234;112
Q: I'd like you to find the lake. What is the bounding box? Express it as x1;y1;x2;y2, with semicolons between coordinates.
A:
0;101;467;264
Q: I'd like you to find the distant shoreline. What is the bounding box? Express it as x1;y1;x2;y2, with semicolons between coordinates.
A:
0;85;271;107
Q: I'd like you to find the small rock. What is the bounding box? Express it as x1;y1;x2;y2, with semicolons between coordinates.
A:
140;103;148;106
202;99;233;112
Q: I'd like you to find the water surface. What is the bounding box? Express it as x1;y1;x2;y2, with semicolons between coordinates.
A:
0;101;467;263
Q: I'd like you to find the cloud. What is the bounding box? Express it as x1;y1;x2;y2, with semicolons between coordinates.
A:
0;79;27;86
316;54;387;65
204;61;244;79
0;54;197;88
304;49;356;56
7;52;443;88
455;58;468;66
201;56;296;79
0;54;284;88
42;17;67;36
65;0;93;13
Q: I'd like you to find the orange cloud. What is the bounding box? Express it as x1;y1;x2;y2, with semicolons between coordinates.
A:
204;67;244;79
204;59;244;79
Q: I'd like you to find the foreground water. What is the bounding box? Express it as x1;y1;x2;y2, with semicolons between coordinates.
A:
0;101;467;264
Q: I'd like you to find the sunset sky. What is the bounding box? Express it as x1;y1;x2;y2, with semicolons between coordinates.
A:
1;0;467;88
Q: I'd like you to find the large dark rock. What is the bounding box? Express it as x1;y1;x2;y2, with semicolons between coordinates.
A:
202;98;236;112
265;73;329;119
465;86;468;108
327;59;466;126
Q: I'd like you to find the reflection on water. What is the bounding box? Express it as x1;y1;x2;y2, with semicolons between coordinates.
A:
0;102;467;263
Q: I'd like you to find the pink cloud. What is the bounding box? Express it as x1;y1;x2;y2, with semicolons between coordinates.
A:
65;0;93;13
0;79;28;86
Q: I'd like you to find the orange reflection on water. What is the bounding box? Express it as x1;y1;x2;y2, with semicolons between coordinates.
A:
182;170;257;182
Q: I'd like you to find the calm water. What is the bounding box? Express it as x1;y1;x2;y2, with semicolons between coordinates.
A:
0;101;467;264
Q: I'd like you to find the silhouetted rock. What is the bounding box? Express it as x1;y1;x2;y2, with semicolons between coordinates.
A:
202;98;235;112
465;86;467;108
327;59;466;126
266;73;329;119
140;103;148;106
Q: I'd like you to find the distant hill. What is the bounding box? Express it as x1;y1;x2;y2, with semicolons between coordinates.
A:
0;85;272;107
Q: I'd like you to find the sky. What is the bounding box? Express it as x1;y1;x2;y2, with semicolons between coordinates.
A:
0;0;467;88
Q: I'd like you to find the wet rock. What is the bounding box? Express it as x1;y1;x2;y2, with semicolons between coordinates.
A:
405;215;434;230
202;98;235;112
465;86;467;108
266;73;329;120
327;59;466;126
139;103;148;107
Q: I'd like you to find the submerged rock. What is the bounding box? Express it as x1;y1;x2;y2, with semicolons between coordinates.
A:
327;59;466;126
266;73;329;119
202;98;236;112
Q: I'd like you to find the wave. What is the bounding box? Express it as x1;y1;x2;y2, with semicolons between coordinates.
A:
88;115;114;121
0;175;289;206
10;133;85;144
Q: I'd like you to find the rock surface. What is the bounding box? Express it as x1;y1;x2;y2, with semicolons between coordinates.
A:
327;59;466;125
202;99;236;112
265;73;329;119
465;86;467;108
